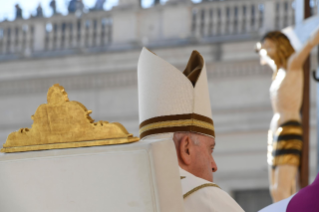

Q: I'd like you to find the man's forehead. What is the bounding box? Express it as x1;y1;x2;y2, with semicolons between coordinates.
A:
201;134;215;146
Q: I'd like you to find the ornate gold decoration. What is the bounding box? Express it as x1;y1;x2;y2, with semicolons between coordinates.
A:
1;84;139;153
183;183;221;199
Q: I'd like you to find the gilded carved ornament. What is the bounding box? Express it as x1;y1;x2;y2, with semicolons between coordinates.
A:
1;84;139;153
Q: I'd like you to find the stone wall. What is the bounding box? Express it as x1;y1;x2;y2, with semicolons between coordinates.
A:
0;0;319;211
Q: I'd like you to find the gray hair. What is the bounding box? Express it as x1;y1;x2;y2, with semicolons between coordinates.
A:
173;131;201;146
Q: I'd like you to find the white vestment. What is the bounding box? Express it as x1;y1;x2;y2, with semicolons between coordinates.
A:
142;133;244;212
180;167;245;212
258;195;294;212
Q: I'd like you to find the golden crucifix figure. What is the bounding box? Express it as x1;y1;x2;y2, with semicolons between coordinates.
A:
256;28;319;202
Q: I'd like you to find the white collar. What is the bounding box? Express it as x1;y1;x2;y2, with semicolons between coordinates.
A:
179;167;212;184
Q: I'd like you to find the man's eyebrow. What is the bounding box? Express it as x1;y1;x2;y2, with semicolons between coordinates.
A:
210;143;216;148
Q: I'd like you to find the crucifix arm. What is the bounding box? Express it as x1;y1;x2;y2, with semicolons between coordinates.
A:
288;28;319;71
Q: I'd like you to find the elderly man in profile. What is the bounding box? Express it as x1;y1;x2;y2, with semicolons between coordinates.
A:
137;47;244;212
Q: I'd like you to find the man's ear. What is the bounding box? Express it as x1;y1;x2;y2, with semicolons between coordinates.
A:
179;135;192;165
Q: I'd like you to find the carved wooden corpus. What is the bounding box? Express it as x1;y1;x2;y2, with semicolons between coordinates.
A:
1;84;139;153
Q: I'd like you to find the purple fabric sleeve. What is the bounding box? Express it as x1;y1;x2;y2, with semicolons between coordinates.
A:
286;173;319;212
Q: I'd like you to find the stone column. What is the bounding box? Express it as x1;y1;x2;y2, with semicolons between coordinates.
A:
2;27;8;54
295;0;304;25
162;3;192;40
262;1;275;33
112;0;139;44
112;0;140;45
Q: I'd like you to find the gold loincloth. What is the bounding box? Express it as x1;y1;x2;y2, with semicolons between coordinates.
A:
267;121;303;168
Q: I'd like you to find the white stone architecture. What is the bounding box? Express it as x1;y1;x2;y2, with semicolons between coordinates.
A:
0;0;318;211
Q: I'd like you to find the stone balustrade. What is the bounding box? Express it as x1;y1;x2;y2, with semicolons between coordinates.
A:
191;0;268;38
43;12;113;51
0;11;113;55
0;0;316;57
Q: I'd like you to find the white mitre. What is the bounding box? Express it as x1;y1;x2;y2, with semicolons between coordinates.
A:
138;47;214;139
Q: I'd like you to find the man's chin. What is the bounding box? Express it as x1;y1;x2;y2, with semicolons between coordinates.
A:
203;173;213;182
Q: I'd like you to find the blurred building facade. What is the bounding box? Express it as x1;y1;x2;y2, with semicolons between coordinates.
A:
0;0;318;211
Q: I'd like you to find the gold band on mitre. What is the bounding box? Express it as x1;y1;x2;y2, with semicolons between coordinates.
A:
139;113;215;138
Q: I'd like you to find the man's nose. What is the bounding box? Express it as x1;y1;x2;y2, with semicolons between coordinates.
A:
211;158;218;172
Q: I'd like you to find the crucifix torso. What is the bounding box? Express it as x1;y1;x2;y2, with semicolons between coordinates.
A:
269;68;303;133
